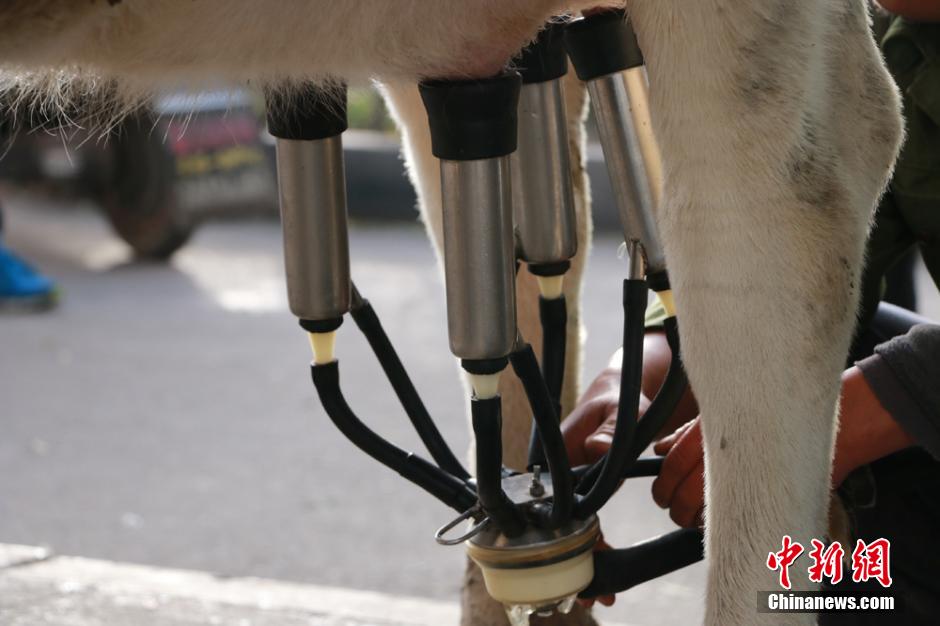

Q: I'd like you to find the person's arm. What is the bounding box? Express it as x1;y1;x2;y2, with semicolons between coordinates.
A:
877;0;940;21
653;324;940;528
650;365;917;528
830;365;914;486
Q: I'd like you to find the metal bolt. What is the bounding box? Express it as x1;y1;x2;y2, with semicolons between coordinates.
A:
529;465;545;497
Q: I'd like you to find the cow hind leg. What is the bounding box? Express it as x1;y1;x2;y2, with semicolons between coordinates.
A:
629;0;902;624
382;68;595;626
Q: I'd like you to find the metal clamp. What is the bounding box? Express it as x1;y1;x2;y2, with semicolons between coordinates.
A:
435;506;490;546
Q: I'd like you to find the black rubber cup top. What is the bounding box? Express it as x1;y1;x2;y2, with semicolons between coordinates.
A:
564;10;644;81
419;72;522;161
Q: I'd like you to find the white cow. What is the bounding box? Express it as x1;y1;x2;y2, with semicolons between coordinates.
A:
0;1;902;625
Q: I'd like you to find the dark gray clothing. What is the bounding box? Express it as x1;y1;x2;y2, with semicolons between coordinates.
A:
823;319;940;625
857;324;940;461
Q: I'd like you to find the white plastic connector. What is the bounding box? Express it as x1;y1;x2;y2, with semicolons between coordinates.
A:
308;331;337;364
655;289;676;317
468;372;501;400
535;275;565;300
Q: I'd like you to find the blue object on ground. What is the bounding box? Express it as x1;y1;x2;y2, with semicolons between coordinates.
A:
0;242;57;311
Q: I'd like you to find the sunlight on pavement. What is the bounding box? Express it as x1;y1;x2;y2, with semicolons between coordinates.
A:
173;248;286;313
79;240;131;272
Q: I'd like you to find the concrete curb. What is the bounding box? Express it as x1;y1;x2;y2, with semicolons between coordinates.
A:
0;543;632;626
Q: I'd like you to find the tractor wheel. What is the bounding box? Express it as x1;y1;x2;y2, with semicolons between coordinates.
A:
97;113;193;260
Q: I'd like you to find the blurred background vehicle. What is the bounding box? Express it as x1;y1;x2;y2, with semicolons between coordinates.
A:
0;88;639;261
0;91;276;259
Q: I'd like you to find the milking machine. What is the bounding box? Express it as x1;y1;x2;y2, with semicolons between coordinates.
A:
265;10;703;624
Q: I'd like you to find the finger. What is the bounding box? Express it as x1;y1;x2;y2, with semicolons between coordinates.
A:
667;459;705;528
651;419;703;508
563;396;618;466
582;390;655;463
598;594;616;606
652;418;695;455
652;434;675;456
583;411;618;461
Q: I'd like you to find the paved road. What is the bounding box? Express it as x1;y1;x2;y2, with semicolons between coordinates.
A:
2;191;937;624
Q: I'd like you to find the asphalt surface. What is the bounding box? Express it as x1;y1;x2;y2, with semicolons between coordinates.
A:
3;190;937;624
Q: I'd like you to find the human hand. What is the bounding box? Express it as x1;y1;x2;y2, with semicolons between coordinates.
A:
563;331;698;469
651;418;705;528
648;364;917;529
876;0;940;22
562;352;651;467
